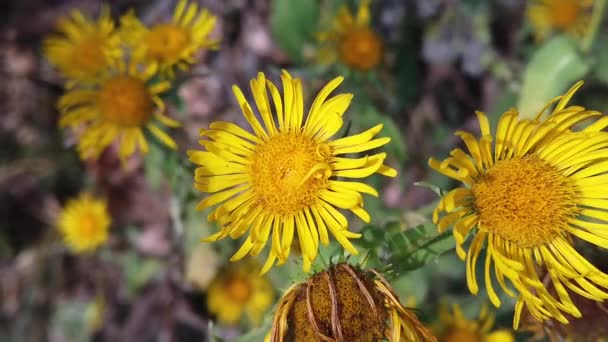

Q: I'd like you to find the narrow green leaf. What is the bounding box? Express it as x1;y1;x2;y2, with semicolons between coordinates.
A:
413;181;446;197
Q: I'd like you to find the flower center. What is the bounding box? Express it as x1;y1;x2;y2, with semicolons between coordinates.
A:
338;28;383;71
472;155;577;248
226;276;251;303
249;132;332;216
144;24;191;61
549;0;582;28
97;76;153;126
71;37;106;75
443;329;482;342
78;212;101;240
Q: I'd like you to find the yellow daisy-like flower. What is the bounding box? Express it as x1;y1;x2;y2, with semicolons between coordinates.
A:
429;81;608;328
527;0;593;41
43;6;122;84
266;263;436;342
317;0;384;71
433;303;514;342
120;0;218;78
58;60;180;161
57;193;111;253
188;71;396;274
206;261;274;326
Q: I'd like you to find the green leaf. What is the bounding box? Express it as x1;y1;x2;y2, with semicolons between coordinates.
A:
50;300;96;342
594;37;608;85
270;0;319;64
354;105;407;163
389;224;455;274
413;181;446;197
122;252;163;297
235;315;273;342
518;36;590;119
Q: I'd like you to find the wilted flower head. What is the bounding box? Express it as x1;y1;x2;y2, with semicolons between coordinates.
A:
57;193;111;253
120;0;218;78
433;302;514;342
317;0;383;71
206;261;274;326
58;59;180;162
188;71;396;274
44;6;122;84
527;0;593;41
266;263;436;341
429;81;608;328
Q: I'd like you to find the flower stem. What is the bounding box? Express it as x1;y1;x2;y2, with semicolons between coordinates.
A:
582;0;607;52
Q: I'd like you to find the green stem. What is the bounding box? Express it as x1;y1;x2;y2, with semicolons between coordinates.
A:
398;230;453;261
582;0;607;52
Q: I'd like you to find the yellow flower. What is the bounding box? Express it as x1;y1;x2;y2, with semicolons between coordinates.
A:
188;71;396;274
120;0;218;78
43;6;122;84
206;261;274;325
429;81;608;328
433;303;514;342
527;0;593;41
58;60;180;161
266;263;436;342
57;193;111;253
317;0;383;71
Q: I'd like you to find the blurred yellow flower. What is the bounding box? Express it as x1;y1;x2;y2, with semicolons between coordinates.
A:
120;0;218;78
206;262;274;326
57;193;111;253
44;6;122;84
58;60;180;162
527;0;593;41
266;263;436;342
317;0;383;71
433;303;514;342
429;81;608;328
188;71;396;274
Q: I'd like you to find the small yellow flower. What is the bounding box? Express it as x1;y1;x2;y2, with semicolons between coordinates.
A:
57;193;111;253
527;0;593;41
43;6;122;84
266;263;436;342
206;261;274;325
317;0;383;71
429;81;608;328
58;60;180;161
120;0;218;78
433;303;514;342
188;71;396;274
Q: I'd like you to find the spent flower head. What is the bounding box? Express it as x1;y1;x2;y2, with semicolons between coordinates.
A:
266;263;436;342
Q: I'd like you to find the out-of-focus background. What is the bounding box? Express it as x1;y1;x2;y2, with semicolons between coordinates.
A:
2;0;608;341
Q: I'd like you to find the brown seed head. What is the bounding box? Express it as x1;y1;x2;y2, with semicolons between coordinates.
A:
267;263;437;342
